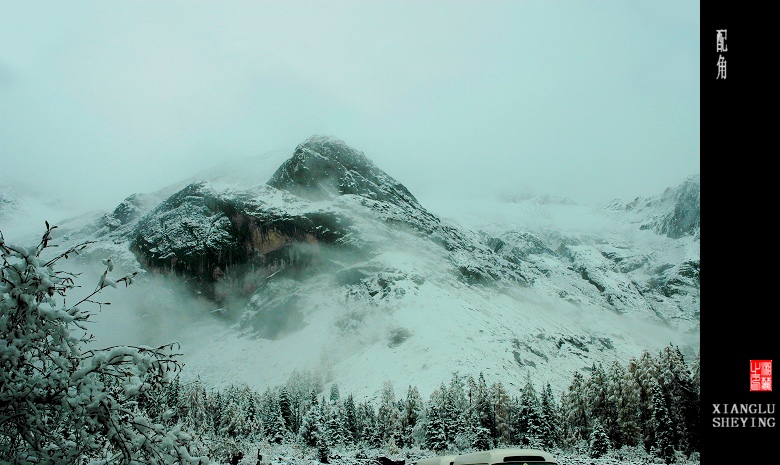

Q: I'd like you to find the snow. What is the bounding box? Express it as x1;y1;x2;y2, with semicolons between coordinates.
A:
202;442;698;465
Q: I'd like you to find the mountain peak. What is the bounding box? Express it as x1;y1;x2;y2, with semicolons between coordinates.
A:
267;136;421;208
623;174;700;239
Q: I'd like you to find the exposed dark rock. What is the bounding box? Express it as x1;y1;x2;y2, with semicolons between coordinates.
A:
633;175;700;238
130;182;351;301
111;193;147;225
269;135;421;210
388;327;413;348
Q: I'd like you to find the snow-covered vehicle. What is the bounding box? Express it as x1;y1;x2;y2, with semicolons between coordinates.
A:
415;454;458;465
452;448;557;465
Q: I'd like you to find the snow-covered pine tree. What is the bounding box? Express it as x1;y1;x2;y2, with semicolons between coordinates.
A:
691;351;700;401
207;389;225;434
538;382;561;450
243;385;262;435
299;397;325;447
343;393;359;445
690;350;701;453
271;411;288;444
284;369;322;434
0;225;207;464
260;387;278;438
490;381;513;447
603;361;625;448
585;363;608;434
657;345;698;455
632;350;659;450
649;380;675;464
376;380;403;447
279;387;293;433
183;377;210;433
425;403;448;452
588;418;610;458
317;434;330;464
469;373;495;450
325;400;346;447
618;359;642;448
329;383;340;404
517;374;542;447
401;385;423;448
442;374;468;445
559;371;589;448
410;399;430;448
219;385;251;438
357;400;381;448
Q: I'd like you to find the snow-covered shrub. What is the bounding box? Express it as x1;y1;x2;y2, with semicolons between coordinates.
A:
605;444;653;463
0;224;208;464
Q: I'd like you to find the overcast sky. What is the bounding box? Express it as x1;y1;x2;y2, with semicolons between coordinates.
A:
0;0;699;214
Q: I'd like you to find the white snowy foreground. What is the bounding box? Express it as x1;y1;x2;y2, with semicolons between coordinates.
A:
211;443;700;465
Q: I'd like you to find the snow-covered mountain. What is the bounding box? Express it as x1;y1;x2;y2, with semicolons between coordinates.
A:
18;136;700;401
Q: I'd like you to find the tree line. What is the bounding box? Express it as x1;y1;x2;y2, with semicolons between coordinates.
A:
158;345;699;464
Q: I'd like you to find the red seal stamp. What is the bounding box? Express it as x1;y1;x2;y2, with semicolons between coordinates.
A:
750;360;772;392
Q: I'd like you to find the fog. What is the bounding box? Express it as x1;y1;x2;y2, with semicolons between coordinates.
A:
1;1;699;217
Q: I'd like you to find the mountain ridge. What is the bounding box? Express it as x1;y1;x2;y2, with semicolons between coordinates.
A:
12;136;699;400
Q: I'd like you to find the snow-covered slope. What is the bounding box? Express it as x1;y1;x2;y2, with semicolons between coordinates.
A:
18;136;699;402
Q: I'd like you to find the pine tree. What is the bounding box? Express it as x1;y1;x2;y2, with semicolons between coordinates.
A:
325;401;346;447
329;383;340;404
517;375;542;447
299;401;325;447
343;393;359;445
689;350;701;453
491;381;514;447
658;345;699;455
603;361;625;448
219;385;251;438
285;369;322;434
560;371;589;447
470;373;496;449
443;374;468;444
243;385;262;434
618;359;642;448
402;385;423;448
271;411;288;444
317;434;330;463
377;380;403;447
358;401;381;448
279;387;293;432
260;387;277;438
650;381;675;464
184;377;209;432
585;363;608;432
691;351;701;400
207;389;225;434
538;382;561;449
633;350;659;451
425;403;448;452
588;418;610;458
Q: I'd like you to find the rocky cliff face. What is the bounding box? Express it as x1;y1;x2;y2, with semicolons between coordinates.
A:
628;175;701;239
268;135;421;210
129;181;354;301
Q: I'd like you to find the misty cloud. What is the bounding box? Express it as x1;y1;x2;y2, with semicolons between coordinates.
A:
0;1;698;215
